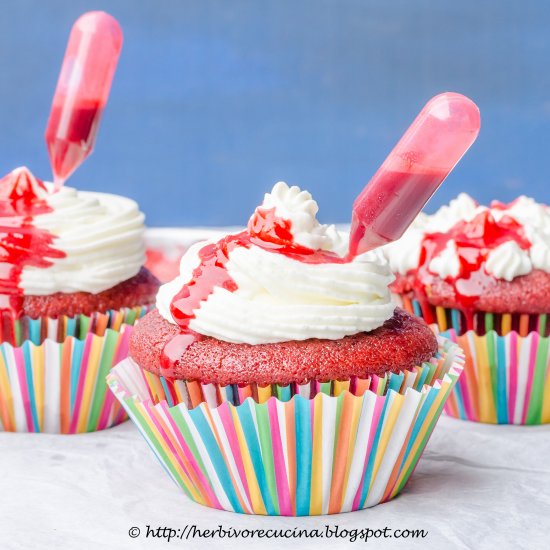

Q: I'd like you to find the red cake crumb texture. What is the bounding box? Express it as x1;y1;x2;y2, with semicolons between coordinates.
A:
393;269;550;315
130;308;438;386
20;267;159;319
391;206;550;321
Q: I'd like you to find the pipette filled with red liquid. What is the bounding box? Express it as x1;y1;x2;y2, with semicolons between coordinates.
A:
348;92;480;257
45;11;123;187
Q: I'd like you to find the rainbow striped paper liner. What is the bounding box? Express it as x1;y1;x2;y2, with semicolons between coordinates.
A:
395;295;550;424
0;305;151;347
107;337;463;515
442;328;550;424
0;325;139;433
396;294;549;337
133;341;459;410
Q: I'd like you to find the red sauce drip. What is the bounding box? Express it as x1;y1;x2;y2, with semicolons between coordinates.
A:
45;98;104;184
0;168;66;317
249;207;351;264
160;207;351;376
410;208;531;329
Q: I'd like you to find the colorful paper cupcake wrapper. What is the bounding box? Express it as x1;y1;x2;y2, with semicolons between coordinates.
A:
442;328;550;425
0;324;140;433
134;342;460;410
395;296;550;424
0;305;151;347
397;294;549;337
107;337;464;515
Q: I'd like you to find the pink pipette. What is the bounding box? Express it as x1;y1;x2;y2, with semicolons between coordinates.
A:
348;92;480;256
45;11;123;187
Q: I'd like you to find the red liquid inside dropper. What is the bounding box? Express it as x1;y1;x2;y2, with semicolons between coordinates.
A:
45;11;122;186
45;98;103;184
348;93;480;257
349;168;449;255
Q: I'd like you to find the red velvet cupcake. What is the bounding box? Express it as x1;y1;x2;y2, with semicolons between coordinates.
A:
108;182;463;515
131;307;437;390
0;167;159;433
385;193;550;424
130;181;447;400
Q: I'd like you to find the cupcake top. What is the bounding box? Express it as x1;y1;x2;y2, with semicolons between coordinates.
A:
131;307;437;385
131;181;439;384
385;193;550;313
156;181;395;345
0;166;147;316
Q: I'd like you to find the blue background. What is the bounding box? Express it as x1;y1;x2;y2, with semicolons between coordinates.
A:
1;0;549;226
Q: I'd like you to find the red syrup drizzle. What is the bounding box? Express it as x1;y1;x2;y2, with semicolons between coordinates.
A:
160;207;353;377
0;168;66;318
409;208;531;331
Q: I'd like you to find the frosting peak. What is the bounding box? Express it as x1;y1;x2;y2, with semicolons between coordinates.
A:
384;193;550;284
253;181;347;255
157;182;395;355
430;192;480;230
0;167;50;216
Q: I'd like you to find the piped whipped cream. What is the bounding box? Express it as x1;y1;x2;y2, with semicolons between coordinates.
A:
385;193;550;282
1;167;146;296
157;182;395;345
260;182;348;254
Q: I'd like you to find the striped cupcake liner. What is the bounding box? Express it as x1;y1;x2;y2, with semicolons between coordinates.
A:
398;295;549;337
134;339;461;409
0;305;151;347
442;329;550;424
396;296;550;424
0;323;143;434
107;337;463;515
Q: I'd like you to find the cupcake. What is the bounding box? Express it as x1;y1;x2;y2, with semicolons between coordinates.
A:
0;166;159;433
385;193;550;424
108;182;463;515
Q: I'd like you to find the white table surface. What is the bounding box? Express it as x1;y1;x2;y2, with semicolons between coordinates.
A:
1;416;549;550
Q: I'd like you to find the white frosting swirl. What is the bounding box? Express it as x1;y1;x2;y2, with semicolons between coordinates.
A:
485;241;532;281
384;193;550;281
383;193;480;275
261;181;348;254
384;224;425;274
18;180;146;295
428;240;461;278
531;238;550;271
157;182;395;344
427;193;480;231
